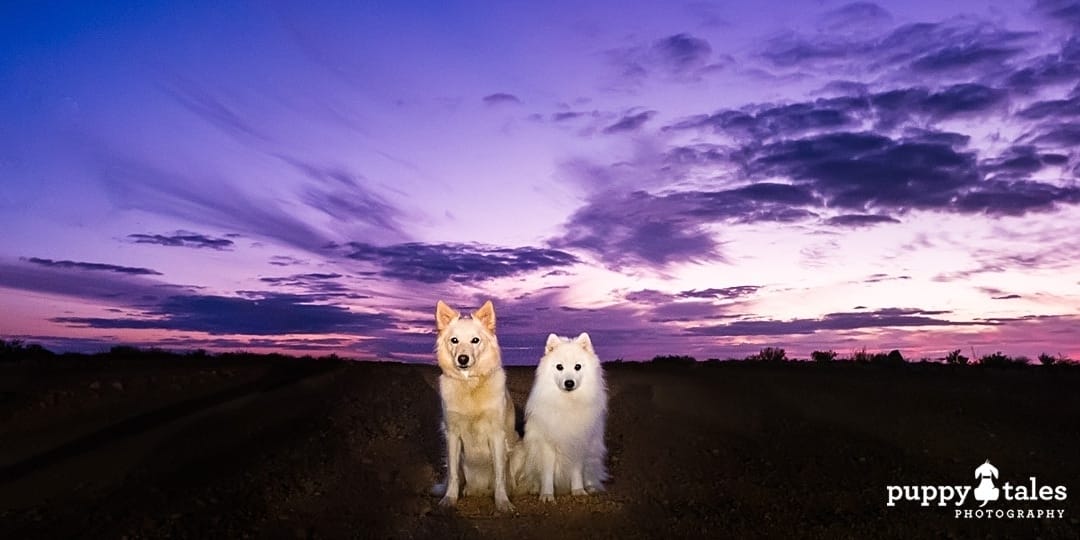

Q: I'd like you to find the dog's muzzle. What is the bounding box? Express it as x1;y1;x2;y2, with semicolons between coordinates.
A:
456;354;471;368
563;379;576;391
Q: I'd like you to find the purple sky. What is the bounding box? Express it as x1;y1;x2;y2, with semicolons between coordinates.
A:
2;1;1079;363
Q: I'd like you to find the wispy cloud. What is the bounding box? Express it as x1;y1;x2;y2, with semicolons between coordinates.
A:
128;231;235;250
482;93;522;106
24;257;162;276
342;241;579;283
0;260;186;305
100;157;333;252
685;308;988;337
53;293;394;335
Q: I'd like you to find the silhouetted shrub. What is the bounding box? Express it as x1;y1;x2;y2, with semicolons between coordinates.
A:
945;349;969;365
979;352;1026;368
1038;353;1056;366
749;347;787;362
871;349;905;366
109;345;142;357
650;354;697;365
811;350;837;363
851;347;872;363
1;339;54;362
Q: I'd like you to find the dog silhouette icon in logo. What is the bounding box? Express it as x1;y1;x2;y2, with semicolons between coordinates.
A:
973;460;999;507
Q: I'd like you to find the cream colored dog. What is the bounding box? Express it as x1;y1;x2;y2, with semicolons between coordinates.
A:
432;300;517;512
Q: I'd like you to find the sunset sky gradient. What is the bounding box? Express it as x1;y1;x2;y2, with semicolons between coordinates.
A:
2;0;1078;363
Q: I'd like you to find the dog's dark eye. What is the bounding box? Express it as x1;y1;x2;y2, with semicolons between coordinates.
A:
470;337;480;344
556;364;563;371
450;337;459;344
574;364;581;371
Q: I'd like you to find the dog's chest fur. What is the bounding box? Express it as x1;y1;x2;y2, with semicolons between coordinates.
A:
440;371;508;429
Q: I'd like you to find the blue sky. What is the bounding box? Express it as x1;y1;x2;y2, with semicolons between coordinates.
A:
1;0;1078;362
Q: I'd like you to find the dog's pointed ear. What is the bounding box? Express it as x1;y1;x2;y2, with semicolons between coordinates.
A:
436;300;460;331
545;333;561;354
473;300;496;332
575;332;594;354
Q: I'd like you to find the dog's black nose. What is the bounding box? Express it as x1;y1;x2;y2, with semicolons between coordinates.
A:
457;354;470;366
564;380;575;390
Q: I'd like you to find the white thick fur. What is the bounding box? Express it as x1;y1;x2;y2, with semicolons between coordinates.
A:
511;332;608;502
432;300;518;512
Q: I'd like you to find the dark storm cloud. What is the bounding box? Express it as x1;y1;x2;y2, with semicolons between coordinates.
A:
669;83;1006;140
552;184;824;268
685;308;987;337
749;131;976;211
953;180;1080;215
678;286;761;300
825;214;900;227
128;232;235;250
738;129;1079;216
760;20;1031;78
909;44;1022;73
654;33;713;73
623;286;760;323
482;93;522;106
53;293;394;335
603;110;656;134
552;111;585;122
343;242;579;284
1035;0;1080;28
1007;36;1080;91
606;32;717;85
257;272;368;300
819;2;893;31
24;257;162;276
1018;95;1080;120
669;101;855;138
1031;123;1080;146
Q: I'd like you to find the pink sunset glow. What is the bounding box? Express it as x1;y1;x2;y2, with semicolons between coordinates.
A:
1;1;1078;363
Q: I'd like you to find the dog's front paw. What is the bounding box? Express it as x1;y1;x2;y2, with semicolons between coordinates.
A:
585;484;605;494
438;495;458;508
572;488;588;497
539;492;555;503
495;497;516;513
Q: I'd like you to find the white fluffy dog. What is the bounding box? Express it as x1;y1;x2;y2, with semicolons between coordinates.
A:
512;332;608;501
432;300;517;512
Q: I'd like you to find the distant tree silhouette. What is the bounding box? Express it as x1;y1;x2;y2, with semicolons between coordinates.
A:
749;347;787;362
874;349;905;365
1038;353;1056;366
945;349;969;365
851;347;872;363
811;350;838;363
650;354;696;365
979;351;1026;368
109;345;142;357
1;339;54;362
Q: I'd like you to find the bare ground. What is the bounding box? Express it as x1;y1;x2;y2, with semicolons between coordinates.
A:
1;356;1078;539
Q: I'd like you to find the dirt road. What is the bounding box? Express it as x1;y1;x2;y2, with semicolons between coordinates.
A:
2;357;1078;538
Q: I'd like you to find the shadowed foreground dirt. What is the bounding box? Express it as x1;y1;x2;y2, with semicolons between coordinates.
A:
1;355;1078;539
